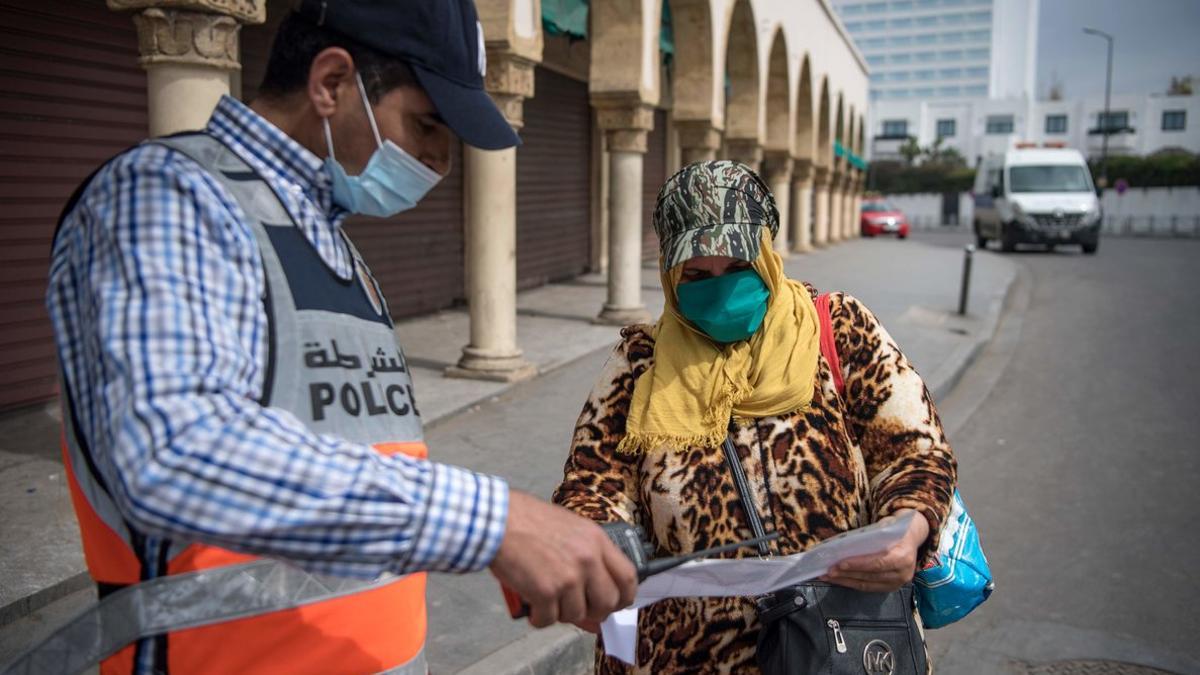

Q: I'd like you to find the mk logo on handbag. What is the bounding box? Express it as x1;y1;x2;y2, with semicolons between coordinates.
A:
862;639;895;675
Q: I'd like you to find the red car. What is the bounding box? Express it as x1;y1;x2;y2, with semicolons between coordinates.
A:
860;199;910;238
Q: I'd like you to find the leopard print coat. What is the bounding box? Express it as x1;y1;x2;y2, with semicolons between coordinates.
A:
552;289;957;674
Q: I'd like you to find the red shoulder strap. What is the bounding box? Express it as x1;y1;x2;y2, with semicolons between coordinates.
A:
815;293;845;395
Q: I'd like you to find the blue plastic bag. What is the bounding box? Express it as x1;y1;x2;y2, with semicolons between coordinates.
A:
913;490;994;628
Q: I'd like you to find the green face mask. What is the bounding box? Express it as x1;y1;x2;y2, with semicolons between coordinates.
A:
676;269;770;343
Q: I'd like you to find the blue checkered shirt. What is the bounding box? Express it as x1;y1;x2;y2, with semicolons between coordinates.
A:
47;96;509;583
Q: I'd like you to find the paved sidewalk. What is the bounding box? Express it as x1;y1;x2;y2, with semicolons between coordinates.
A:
0;236;1017;671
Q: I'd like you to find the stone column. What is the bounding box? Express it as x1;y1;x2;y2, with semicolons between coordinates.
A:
827;171;845;243
676;120;721;166
110;1;264;137
791;160;814;253
724;138;764;174
448;54;537;382
812;167;831;247
763;151;793;257
845;175;862;239
594;100;654;326
835;175;849;241
853;175;866;239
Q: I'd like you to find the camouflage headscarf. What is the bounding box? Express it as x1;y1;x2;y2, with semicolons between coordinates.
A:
653;161;780;270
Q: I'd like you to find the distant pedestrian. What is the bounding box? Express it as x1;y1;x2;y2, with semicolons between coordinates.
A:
553;161;957;673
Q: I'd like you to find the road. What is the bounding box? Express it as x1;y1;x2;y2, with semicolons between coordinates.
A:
915;231;1200;674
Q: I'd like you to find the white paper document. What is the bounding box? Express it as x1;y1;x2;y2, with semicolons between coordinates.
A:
599;512;914;666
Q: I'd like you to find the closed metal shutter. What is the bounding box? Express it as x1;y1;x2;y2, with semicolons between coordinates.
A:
240;12;466;320
0;0;147;411
642;109;668;262
515;67;591;289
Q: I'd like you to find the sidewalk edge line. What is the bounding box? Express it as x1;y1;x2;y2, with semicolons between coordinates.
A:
0;571;90;628
930;261;1022;403
454;625;594;675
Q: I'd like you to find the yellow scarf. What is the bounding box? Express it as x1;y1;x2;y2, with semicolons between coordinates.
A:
618;230;821;454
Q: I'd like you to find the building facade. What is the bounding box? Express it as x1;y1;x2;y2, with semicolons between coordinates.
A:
831;0;1200;163
832;0;1037;104
0;0;869;412
867;92;1200;163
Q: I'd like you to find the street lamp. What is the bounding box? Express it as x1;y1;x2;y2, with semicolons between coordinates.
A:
1083;27;1114;189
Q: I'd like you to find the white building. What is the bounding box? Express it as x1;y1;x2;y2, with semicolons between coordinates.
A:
866;93;1200;163
832;0;1038;104
832;0;1200;163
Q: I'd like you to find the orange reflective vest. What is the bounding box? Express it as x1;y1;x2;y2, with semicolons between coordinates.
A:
58;133;431;674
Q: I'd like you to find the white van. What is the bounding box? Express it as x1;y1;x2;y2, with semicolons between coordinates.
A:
973;147;1102;254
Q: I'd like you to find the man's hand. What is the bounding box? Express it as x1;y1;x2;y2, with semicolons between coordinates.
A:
490;490;638;628
821;509;931;593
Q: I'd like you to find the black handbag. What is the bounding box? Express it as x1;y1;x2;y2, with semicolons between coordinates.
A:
720;433;929;675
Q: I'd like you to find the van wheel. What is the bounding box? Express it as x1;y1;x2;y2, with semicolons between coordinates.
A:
1000;225;1018;253
1082;240;1099;255
973;221;987;249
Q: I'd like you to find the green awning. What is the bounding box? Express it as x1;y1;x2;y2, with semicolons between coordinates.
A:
834;141;866;169
542;0;588;39
541;0;675;55
660;2;674;56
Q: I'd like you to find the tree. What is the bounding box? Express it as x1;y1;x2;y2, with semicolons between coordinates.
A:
922;137;968;169
1167;76;1194;96
898;137;921;166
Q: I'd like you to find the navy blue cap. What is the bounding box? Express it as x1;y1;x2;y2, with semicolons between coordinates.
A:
296;0;521;150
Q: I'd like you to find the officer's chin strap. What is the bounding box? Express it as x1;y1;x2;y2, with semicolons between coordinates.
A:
0;560;392;675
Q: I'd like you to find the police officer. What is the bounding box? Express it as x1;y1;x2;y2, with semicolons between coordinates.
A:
46;2;636;672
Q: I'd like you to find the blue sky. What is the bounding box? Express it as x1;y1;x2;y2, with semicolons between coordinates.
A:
1037;0;1200;100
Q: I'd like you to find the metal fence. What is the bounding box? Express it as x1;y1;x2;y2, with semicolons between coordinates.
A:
1101;214;1200;238
899;216;1200;238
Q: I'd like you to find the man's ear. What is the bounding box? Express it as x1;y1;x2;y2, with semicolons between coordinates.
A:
307;47;356;118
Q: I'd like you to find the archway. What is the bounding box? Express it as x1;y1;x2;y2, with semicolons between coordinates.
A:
722;0;762;168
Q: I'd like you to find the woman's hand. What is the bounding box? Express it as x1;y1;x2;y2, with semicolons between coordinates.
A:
821;509;931;593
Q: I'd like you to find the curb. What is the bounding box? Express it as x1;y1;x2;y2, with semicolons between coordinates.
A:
928;256;1021;403
0;572;90;628
455;625;594;675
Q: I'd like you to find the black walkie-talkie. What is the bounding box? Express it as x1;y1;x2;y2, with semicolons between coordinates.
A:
600;522;779;581
502;522;778;619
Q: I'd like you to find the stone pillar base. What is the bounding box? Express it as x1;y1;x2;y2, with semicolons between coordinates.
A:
446;348;538;383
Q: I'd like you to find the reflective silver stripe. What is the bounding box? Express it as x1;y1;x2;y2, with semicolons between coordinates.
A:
0;560;402;675
58;377;134;548
376;647;428;675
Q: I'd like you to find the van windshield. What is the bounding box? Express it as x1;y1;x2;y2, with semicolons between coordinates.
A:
1009;165;1092;193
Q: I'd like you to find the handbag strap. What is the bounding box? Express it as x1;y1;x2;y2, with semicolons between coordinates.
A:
815;292;844;395
722;431;772;556
720;291;843;558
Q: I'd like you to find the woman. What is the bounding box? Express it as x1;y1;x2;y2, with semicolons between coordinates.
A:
553;161;957;673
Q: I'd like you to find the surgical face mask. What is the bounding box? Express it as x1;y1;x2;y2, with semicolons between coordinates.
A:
323;73;443;217
676;268;770;343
